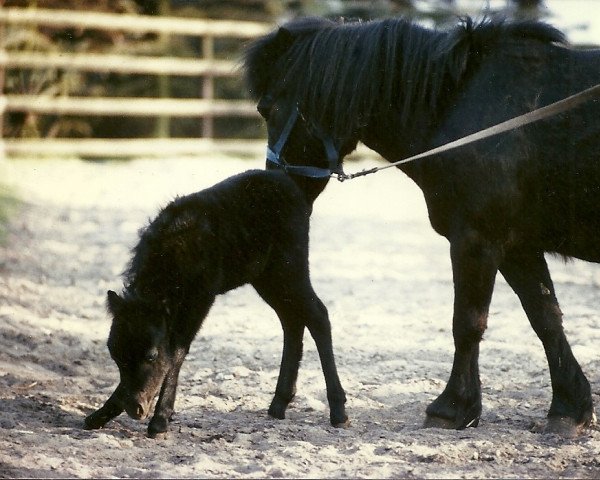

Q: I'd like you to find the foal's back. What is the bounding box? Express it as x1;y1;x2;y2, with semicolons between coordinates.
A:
136;169;312;296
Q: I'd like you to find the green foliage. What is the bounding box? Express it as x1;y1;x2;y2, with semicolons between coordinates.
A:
0;184;19;244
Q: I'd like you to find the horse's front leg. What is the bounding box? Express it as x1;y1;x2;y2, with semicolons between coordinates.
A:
499;250;595;436
147;346;187;438
425;231;501;429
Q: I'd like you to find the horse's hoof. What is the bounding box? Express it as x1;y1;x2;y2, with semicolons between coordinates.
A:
544;416;583;438
423;414;479;430
423;415;455;429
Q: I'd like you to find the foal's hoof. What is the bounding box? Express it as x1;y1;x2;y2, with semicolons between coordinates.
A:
83;411;108;430
83;417;103;430
331;417;351;429
268;404;286;420
268;395;292;420
147;417;169;439
423;414;479;430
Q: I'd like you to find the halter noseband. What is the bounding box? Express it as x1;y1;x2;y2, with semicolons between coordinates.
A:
265;103;344;179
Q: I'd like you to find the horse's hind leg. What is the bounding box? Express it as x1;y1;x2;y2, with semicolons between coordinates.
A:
253;276;348;427
499;250;595;436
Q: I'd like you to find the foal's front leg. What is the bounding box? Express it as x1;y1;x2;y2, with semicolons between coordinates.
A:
84;383;125;429
425;232;500;429
147;346;187;438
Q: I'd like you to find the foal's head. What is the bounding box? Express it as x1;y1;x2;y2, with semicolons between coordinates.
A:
106;290;171;421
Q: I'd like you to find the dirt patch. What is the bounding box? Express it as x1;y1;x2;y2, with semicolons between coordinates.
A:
0;157;599;478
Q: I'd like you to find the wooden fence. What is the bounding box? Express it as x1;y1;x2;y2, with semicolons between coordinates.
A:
0;7;272;158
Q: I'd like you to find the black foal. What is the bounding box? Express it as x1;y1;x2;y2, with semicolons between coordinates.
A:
84;169;347;437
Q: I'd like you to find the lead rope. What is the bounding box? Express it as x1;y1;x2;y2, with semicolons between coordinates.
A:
337;83;600;182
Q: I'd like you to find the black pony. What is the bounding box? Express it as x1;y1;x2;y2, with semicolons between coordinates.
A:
244;16;600;436
84;170;347;437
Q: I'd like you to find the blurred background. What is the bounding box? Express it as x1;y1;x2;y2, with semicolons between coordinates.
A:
0;0;599;158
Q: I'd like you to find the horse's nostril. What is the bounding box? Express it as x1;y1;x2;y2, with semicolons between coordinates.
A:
136;404;144;418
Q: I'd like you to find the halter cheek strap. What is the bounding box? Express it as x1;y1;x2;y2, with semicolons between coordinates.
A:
266;105;343;178
266;105;300;166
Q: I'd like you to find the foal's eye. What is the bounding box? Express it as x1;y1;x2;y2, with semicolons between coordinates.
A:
145;350;159;363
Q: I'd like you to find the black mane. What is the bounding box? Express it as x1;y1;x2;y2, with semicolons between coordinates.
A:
244;16;566;137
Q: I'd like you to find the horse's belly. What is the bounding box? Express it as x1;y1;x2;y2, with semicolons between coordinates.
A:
546;223;600;263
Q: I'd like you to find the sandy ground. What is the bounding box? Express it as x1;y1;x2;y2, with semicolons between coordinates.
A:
0;154;599;478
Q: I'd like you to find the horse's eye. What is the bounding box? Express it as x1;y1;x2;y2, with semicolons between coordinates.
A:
257;104;270;120
145;350;159;363
257;95;273;120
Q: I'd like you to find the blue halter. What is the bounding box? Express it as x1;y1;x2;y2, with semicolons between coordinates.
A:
266;104;342;179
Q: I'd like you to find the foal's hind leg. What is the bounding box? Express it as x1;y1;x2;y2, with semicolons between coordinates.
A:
252;280;305;419
303;294;349;427
268;318;304;420
499;250;595;436
253;275;348;427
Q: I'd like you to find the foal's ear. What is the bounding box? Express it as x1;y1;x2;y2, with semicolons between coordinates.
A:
106;290;125;315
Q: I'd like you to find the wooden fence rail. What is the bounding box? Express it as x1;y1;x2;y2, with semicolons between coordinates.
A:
0;7;270;38
0;51;240;77
0;7;272;158
4;95;258;117
2;138;266;158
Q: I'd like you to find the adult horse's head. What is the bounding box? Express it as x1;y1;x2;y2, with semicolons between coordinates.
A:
243;17;364;196
244;16;493;187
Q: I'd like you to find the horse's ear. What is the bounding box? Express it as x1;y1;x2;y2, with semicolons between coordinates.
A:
107;290;125;315
244;25;295;93
257;26;295;65
244;17;331;98
275;25;294;46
